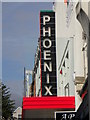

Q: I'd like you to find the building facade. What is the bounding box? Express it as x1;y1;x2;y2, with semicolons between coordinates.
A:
54;0;89;111
23;1;90;119
31;38;41;97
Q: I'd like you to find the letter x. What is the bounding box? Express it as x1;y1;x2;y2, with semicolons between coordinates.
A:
44;86;52;95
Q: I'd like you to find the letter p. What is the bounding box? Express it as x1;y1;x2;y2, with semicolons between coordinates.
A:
43;16;50;25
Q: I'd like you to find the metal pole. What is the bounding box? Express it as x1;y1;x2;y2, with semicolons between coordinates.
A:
88;2;90;119
88;9;90;120
88;27;90;120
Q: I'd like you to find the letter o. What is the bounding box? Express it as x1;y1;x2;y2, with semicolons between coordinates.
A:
43;39;52;48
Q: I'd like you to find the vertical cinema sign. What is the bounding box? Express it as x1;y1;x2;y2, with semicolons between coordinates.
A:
40;11;57;96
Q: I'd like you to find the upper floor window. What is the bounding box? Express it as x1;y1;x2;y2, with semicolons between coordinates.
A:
64;83;69;96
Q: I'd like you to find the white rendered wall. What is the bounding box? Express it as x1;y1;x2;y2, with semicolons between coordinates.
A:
54;2;85;110
55;2;75;96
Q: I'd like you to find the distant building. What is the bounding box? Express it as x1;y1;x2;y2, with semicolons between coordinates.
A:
13;107;22;120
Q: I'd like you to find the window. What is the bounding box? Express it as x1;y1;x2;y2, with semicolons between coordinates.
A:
67;0;70;6
64;83;69;96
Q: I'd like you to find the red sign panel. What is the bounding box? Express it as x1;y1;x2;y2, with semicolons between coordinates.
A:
23;97;75;110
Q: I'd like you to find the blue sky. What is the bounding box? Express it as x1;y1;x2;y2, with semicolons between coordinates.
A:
2;2;52;107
